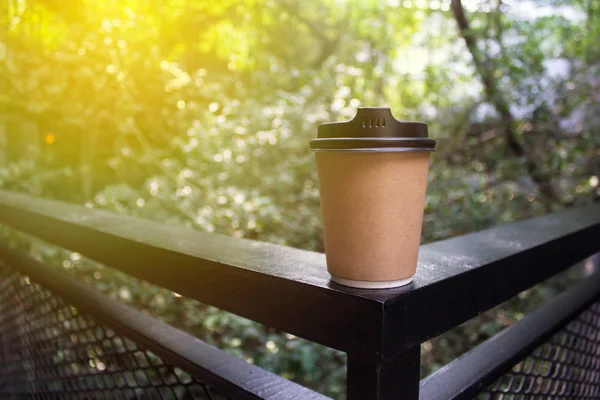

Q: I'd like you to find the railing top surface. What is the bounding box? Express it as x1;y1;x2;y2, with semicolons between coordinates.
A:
1;189;599;361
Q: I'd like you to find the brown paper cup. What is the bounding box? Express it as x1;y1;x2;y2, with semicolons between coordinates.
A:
310;107;435;289
316;151;430;289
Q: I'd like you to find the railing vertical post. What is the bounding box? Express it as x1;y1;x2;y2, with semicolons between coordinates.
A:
346;346;421;400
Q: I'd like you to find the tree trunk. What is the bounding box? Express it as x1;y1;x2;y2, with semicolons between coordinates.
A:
450;0;561;208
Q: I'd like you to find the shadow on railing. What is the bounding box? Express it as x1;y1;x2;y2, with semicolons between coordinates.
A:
0;189;599;399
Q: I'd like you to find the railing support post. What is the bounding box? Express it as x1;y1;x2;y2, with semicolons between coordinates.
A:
346;346;421;400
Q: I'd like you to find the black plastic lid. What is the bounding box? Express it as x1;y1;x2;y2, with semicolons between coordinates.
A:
310;107;436;152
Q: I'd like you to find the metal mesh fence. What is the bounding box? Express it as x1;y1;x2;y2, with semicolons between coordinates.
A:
0;262;231;400
478;300;600;400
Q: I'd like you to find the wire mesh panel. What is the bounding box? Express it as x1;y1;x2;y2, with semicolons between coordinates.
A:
478;300;600;400
0;262;230;400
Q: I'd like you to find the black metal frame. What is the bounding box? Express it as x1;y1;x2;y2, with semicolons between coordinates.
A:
1;189;600;399
419;259;600;399
0;246;326;400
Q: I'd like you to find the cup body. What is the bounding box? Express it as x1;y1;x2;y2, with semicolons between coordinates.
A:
316;151;430;288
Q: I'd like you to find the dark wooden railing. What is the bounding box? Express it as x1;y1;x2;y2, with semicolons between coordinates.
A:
0;189;599;399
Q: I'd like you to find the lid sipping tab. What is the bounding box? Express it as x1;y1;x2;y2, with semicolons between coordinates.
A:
310;107;436;152
317;107;428;139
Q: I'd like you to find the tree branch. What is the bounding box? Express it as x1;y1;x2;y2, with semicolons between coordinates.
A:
278;1;339;68
278;1;328;43
450;0;560;206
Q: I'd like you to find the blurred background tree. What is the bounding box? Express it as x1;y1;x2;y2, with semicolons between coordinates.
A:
0;0;598;398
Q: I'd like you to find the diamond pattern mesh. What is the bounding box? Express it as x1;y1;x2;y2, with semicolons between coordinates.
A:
0;262;230;399
478;300;600;399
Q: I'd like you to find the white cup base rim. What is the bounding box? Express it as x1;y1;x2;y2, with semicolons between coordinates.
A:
330;275;414;289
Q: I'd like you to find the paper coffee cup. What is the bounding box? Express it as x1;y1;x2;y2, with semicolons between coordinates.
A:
310;108;436;289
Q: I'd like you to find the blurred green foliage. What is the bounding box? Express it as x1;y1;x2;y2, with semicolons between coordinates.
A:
0;0;599;398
